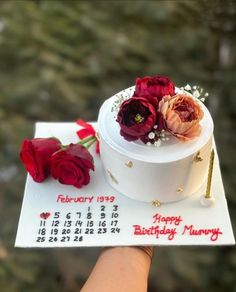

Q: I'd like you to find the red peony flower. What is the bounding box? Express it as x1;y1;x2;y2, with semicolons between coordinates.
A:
133;75;175;106
116;97;157;141
20;138;62;182
50;143;94;188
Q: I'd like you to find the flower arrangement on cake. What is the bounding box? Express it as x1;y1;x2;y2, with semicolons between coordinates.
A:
114;76;209;146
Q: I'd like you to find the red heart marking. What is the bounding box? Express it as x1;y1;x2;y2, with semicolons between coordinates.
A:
40;212;51;220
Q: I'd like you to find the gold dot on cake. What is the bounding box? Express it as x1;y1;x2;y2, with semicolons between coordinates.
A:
125;161;133;168
107;170;119;184
152;200;161;207
176;186;184;193
193;151;203;162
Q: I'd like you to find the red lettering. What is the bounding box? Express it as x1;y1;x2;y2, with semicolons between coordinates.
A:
152;213;183;226
182;225;222;241
133;224;177;241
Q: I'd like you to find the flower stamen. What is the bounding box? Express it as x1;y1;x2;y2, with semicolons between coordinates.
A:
134;113;144;124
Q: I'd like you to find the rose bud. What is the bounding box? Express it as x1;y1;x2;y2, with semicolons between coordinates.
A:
20;138;62;182
50;143;94;189
116;97;157;141
159;94;204;141
133;75;175;106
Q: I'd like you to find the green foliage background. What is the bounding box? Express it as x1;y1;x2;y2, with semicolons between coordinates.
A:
0;0;235;291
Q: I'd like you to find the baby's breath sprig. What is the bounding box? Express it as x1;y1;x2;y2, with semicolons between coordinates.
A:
145;127;170;147
111;94;125;113
179;84;209;103
111;87;134;114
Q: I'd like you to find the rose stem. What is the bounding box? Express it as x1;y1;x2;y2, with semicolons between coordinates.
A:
82;137;97;149
78;135;95;145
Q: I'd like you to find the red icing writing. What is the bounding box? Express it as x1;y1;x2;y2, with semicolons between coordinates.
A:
181;225;223;241
135;213;223;242
153;213;183;226
96;196;115;203
57;194;94;203
133;224;177;241
56;195;116;204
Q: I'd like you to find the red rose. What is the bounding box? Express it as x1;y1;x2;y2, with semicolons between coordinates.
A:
50;143;94;188
117;97;157;141
134;76;175;106
20;138;62;182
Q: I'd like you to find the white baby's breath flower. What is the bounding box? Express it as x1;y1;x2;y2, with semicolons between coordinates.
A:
154;140;161;147
147;142;151;146
193;86;197;90
160;132;165;138
184;84;191;91
193;90;200;98
205;92;209;97
148;132;155;139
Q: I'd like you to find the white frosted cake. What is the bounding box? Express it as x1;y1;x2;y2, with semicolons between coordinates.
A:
98;76;214;203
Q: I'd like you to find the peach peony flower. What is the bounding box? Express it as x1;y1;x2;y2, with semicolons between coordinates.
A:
159;94;204;141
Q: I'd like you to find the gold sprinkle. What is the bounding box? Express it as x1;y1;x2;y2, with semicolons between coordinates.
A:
177;186;184;193
152;200;161;207
107;170;119;184
193;151;203;162
125;161;133;168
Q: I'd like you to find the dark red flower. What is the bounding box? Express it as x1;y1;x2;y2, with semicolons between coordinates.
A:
133;76;175;106
20;138;61;182
50;143;94;188
140;112;166;144
116;97;157;141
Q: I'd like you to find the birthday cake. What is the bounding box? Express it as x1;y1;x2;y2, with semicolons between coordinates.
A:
98;76;214;203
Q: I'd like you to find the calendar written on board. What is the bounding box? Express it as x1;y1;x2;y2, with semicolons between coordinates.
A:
15;123;235;247
36;195;120;245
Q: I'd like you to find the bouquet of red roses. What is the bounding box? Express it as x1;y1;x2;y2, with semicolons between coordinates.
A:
20;121;98;188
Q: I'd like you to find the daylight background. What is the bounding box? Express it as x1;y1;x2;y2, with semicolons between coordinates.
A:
0;0;235;291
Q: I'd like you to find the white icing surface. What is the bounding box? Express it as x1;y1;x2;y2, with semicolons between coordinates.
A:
98;87;214;163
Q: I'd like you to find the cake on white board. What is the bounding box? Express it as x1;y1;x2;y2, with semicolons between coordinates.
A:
98;76;214;203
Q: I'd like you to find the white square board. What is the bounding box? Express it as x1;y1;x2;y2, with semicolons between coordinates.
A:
15;122;235;247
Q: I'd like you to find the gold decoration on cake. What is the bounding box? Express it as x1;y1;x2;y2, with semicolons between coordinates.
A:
200;149;215;207
152;200;161;207
107;170;119;184
193;151;203;162
176;186;184;193
125;161;133;168
205;149;215;199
